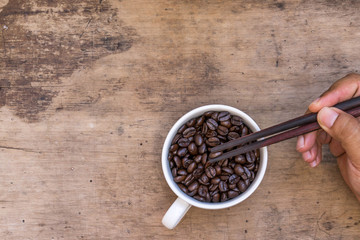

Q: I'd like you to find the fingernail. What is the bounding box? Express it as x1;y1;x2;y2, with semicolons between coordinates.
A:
318;107;339;128
297;135;304;150
303;151;312;161
310;161;317;168
311;97;321;106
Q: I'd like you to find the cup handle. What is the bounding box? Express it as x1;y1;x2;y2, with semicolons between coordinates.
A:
162;197;191;229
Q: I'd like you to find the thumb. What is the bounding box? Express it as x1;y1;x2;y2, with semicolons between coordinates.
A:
317;107;360;168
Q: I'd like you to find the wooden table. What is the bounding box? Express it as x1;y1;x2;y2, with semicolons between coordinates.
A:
0;0;359;239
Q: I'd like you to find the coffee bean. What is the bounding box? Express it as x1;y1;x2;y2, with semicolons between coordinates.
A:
174;175;186;183
201;153;207;165
177;147;188;157
170;144;179;152
244;179;250;186
194;134;204;146
218;111;231;121
254;163;259;173
234;164;245;175
219;181;229;192
228;190;239;199
206;130;217;138
198;143;207;154
246;151;255;164
193;167;203;178
228;132;240;140
187;162;197;173
229;126;240;132
196;115;206;127
209;184;218;192
201;123;208;135
231;115;243;126
220;175;229;181
184;173;195;186
194;195;205;202
244;166;251;179
182;157;192;168
245;162;255;171
241;126;249;136
211;112;219;121
172;133;181;144
234;154;246;164
188;189;197;197
186;118;196;127
217;125;229;136
178;125;187;134
177;169;188;176
229;174;240;185
218;135;227;142
215;165;221;175
209;151;222;159
204;111;214;117
206;118;218;131
207;137;221;147
178;184;188;193
183;127;196;138
211;177;221;185
255;149;260;158
237;180;247;193
205;192;211;202
188;142;198;155
229;184;237;190
178;138;190;147
171;168;177;177
212;193;220;202
188;181;199;192
221;159;229;167
174;156;182;168
229;162;236;169
222;166;234;175
199;174;209;185
169;160;174;169
220;120;232;128
194;155;202;163
198;185;208;197
221;193;228;202
205;166;217;179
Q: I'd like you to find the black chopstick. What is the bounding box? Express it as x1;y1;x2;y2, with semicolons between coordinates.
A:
210;96;360;153
208;105;360;163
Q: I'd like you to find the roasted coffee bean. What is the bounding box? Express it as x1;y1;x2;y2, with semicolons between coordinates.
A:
171;168;177;177
194;134;204;146
193;167;203;178
186;118;196;127
237;180;247;192
234;154;246;164
178;184;188;193
178;138;190;147
206;130;217;138
218;111;231;121
201;153;207;165
194;155;202;163
194;195;205;202
198;185;208;197
211;112;219;121
204;111;214;117
244;179;250;186
196;115;206;127
201;123;208;135
187;162;197;173
209;151;222;159
228;132;240;140
172;133;181;144
183;127;196;138
221;193;228;202
174;156;182;168
188;142;198;155
221;159;229;167
174;175;186;183
246;151;256;164
218;135;227;142
188;189;197;197
245;162;255;171
222;166;234;175
229;161;236;169
229;174;240;185
206;118;218;131
212;193;220;202
177;169;188;176
178;124;187;134
182;157;192;168
177;147;188;157
228;190;239;199
170;144;179;152
215;165;222;175
244;166;252;179
198;143;207;154
199;174;210;184
168;153;174;161
254;163;259;173
219;181;229;192
241;126;249;136
217;125;229;136
255;149;260;158
229;184;237;190
220;175;229;181
229;126;240;132
211;177;221;185
169;160;174;169
234;164;245;175
220;120;232;128
205;166;217;179
188;181;199;192
231;115;243;126
207;137;221;147
209;184;218;192
184;174;195;186
250;171;255;181
205;192;211;202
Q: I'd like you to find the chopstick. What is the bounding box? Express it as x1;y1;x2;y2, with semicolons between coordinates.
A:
208;97;360;163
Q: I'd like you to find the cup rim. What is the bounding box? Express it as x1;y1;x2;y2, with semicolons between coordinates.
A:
162;104;268;210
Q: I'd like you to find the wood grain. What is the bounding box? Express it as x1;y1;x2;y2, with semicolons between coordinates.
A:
0;0;360;239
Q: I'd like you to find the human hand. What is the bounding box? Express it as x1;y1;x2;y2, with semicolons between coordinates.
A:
296;73;360;201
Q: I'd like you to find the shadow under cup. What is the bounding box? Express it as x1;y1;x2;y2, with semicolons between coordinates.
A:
162;105;268;209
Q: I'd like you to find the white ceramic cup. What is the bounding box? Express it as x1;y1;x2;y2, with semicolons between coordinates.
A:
161;105;268;229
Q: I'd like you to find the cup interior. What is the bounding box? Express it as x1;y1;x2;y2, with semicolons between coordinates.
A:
162;105;268;210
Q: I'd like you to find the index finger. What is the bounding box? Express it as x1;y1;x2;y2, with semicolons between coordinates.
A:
309;73;360;113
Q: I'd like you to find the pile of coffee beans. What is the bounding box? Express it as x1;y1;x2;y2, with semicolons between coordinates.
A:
168;111;260;203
